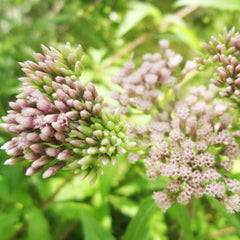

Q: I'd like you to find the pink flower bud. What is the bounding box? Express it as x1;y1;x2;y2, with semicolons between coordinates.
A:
4;157;23;165
93;130;103;138
235;78;240;87
66;111;79;120
54;100;68;112
24;151;40;160
15;115;33;128
101;138;109;145
86;137;97;145
9;102;21;112
46;147;60;157
56;89;68;102
83;90;93;101
210;78;222;87
75;81;85;95
236;64;240;73
65;76;75;88
73;100;84;111
69;139;85;147
26;166;42;176
101;156;109;165
226;78;234;85
227;65;234;76
87;147;98;155
32;156;50;168
30;143;46;153
58;150;72;160
92;104;101;115
44;114;58;123
203;42;214;53
219;91;229;97
41;125;55;137
220;54;229;65
88;82;96;96
42;162;65;178
226;86;234;93
54;132;66;142
68;89;78;99
95;95;104;103
6;147;22;156
80;110;90;119
159;39;169;50
85;101;92;111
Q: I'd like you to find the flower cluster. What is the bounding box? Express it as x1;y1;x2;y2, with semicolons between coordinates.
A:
0;43;134;184
144;85;240;213
111;40;183;114
196;27;240;101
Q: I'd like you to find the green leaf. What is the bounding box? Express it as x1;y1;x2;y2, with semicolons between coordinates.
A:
0;211;20;240
117;2;161;37
109;195;138;217
207;196;240;235
52;202;95;221
27;208;52;240
168;24;200;49
175;0;240;11
81;211;116;240
123;197;158;240
170;203;194;240
99;156;120;197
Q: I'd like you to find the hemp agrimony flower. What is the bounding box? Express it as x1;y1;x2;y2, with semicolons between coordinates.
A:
113;36;240;213
196;27;240;102
144;85;240;213
0;43;134;184
112;40;182;114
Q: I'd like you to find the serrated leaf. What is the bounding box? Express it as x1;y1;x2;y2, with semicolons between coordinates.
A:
123;197;158;240
117;2;161;37
174;0;240;11
81;211;116;240
27;208;52;240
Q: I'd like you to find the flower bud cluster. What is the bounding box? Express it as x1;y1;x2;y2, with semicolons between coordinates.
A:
111;40;182;113
196;27;240;101
1;43;133;184
145;84;240;212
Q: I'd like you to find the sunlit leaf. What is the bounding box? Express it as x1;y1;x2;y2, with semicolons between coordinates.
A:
109;195;138;217
123;197;158;240
169;203;194;240
207;196;240;235
0;211;20;240
175;0;240;11
81;211;116;240
27;208;52;240
117;2;161;37
168;25;200;49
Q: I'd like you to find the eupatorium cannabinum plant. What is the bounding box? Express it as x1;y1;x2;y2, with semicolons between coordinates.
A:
1;28;240;213
0;42;135;184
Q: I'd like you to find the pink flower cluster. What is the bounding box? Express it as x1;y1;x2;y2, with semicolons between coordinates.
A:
1;43;133;184
143;85;240;213
111;40;182;114
197;27;240;101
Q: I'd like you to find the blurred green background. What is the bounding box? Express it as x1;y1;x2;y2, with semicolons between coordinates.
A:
1;0;240;239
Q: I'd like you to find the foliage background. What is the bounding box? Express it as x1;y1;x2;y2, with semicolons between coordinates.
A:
0;0;240;239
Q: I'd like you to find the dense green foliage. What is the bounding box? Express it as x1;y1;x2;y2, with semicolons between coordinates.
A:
1;0;240;239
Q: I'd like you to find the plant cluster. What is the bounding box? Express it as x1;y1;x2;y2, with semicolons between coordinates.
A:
1;28;240;214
